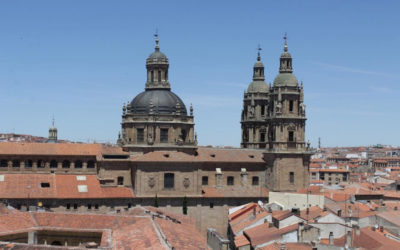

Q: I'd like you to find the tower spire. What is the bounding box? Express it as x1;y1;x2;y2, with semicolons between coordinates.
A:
154;29;160;52
257;44;262;61
283;32;288;52
279;32;293;73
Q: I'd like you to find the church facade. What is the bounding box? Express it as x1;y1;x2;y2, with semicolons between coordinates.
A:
0;36;311;236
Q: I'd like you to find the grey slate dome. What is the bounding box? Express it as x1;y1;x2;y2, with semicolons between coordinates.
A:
130;89;187;115
273;73;298;87
147;51;168;62
247;81;269;93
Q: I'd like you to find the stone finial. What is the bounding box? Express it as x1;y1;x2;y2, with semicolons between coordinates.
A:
190;103;193;116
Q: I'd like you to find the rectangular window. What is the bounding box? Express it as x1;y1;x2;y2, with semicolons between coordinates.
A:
202;176;208;185
73;204;78;210
117;176;124;185
289;100;294;112
40;182;50;188
320;173;325;180
158;70;161;82
160;128;169;142
137;128;144;142
164;173;174;189
261;106;265;116
88;204;92;210
343;174;347;181
289;172;294;184
288;131;294;142
227;176;234;186
66;204;70;210
95;204;99;210
0;160;7;168
252;176;259;186
260;133;265;142
210;202;214;208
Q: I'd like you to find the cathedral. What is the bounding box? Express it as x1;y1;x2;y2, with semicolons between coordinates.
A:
0;35;311;236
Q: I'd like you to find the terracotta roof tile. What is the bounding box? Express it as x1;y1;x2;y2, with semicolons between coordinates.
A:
0;174;134;199
234;234;250;247
244;223;298;247
133;147;265;163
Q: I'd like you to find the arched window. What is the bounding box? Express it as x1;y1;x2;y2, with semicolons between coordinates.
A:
37;160;45;168
50;160;57;168
227;176;234;186
87;160;95;169
62;160;70;169
51;241;62;246
252;176;259;186
0;160;7;168
164;173;174;189
25;160;33;168
75;160;83;169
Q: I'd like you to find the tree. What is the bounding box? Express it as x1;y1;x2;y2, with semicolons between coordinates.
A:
154;194;159;208
182;195;188;215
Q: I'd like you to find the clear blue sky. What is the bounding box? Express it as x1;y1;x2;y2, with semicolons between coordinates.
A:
1;0;399;147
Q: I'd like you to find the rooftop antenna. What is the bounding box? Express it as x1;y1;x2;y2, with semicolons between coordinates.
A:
318;137;321;149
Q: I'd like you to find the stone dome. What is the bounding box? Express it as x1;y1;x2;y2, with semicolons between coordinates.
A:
147;51;168;62
273;73;298;87
130;89;187;115
254;61;264;68
247;81;269;93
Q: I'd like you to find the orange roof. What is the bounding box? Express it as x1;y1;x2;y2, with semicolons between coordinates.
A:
259;243;312;250
231;210;270;235
0;174;134;199
133;147;265;163
244;223;298;247
0;208;207;249
298;206;325;221
321;227;400;249
0;142;102;156
234;234;250;247
229;203;258;221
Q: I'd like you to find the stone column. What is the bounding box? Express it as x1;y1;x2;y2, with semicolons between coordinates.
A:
240;168;248;187
216;168;222;188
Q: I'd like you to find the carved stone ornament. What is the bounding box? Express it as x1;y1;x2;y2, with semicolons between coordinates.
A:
183;178;190;188
148;177;155;188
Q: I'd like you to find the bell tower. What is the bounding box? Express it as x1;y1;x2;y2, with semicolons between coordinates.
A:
145;33;170;90
48;118;58;143
263;35;311;192
241;46;270;149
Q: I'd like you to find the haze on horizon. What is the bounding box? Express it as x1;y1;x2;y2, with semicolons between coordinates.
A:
0;0;399;148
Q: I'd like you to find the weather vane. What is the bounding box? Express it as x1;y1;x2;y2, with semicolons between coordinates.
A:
283;32;288;43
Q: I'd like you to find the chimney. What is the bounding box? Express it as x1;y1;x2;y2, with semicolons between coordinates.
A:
298;222;304;242
337;209;342;217
306;207;309;215
311;241;317;250
346;230;352;248
329;232;334;245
